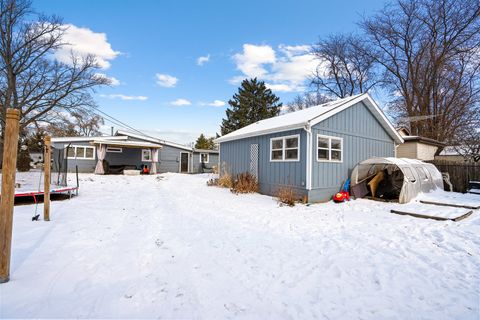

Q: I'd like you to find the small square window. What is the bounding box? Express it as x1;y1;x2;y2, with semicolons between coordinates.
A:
317;134;343;162
142;149;152;162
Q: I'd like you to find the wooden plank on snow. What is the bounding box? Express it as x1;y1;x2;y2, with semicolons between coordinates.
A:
419;200;480;210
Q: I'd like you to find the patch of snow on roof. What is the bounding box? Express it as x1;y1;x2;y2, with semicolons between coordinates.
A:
216;94;362;142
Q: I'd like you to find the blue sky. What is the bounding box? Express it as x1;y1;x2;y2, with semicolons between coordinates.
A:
33;0;387;144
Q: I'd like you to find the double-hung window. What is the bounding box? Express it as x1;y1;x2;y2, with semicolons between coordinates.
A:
270;135;300;161
200;153;209;163
66;145;96;160
317;134;343;162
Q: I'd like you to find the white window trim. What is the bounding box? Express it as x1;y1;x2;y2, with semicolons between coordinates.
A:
106;147;123;153
316;134;343;163
142;149;152;162
270;134;300;162
200;153;209;163
65;144;96;160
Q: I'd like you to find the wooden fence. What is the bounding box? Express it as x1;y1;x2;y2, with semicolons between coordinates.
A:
427;160;480;193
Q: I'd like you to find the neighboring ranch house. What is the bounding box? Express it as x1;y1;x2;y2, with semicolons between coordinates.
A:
51;130;219;174
216;94;404;202
395;127;445;161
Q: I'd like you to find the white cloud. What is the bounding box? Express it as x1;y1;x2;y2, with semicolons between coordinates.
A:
156;73;178;87
231;44;317;93
55;24;120;69
200;100;226;107
233;44;276;79
171;98;191;106
265;83;296;92
101;94;148;101
197;54;210;66
96;73;120;86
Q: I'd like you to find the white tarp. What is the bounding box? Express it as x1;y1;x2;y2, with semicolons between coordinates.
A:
351;157;444;203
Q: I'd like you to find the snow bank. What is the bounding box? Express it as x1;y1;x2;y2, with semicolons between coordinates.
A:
0;173;478;319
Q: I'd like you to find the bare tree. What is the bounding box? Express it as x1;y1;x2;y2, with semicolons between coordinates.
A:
362;0;480;143
0;0;109;156
286;92;332;113
452;128;480;162
70;110;104;137
311;34;378;98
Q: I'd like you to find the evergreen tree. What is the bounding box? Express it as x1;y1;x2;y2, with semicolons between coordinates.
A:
194;134;216;149
220;78;282;135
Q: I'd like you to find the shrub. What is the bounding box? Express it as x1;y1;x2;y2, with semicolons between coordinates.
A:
276;186;296;206
17;147;31;172
211;162;232;188
231;172;259;194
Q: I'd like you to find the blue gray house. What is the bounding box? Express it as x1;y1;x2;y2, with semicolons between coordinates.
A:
215;94;404;202
51;130;219;174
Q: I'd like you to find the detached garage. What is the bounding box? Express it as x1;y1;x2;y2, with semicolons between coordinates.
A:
216;93;404;202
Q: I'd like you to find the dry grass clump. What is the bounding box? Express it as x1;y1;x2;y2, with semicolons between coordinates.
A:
207;162;233;188
231;172;259;194
276;186;297;206
218;171;233;188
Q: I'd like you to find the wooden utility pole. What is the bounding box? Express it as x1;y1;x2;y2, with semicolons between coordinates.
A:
0;108;21;283
43;136;51;221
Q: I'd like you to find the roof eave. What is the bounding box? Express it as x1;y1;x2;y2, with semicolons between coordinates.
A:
215;122;307;143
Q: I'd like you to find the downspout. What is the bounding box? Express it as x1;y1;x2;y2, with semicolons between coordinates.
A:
304;122;312;191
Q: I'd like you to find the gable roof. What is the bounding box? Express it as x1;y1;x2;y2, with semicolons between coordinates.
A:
215;93;404;144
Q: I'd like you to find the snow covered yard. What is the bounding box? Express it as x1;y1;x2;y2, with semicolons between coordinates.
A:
1;173;479;319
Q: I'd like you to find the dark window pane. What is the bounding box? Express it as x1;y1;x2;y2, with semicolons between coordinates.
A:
285;137;298;148
331;139;342;150
331;150;341;161
67;148;75;158
76;147;85;158
286;149;298;160
85;148;94;159
318;149;328;160
271;150;283;160
318;137;328;148
272;139;283;149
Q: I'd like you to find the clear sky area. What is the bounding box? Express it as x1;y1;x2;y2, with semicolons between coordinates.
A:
33;0;387;144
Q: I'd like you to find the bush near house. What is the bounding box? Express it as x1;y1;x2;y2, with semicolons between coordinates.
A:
231;172;259;194
276;186;297;206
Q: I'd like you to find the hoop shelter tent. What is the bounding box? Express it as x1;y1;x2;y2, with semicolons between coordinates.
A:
350;157;444;203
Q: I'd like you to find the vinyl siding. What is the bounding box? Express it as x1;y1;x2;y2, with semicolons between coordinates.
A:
192;152;219;173
310;101;395;201
219;129;307;197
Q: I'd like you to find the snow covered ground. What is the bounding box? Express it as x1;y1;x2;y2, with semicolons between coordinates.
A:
1;173;479;319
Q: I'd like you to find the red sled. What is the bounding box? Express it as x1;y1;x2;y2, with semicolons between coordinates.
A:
333;191;350;203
